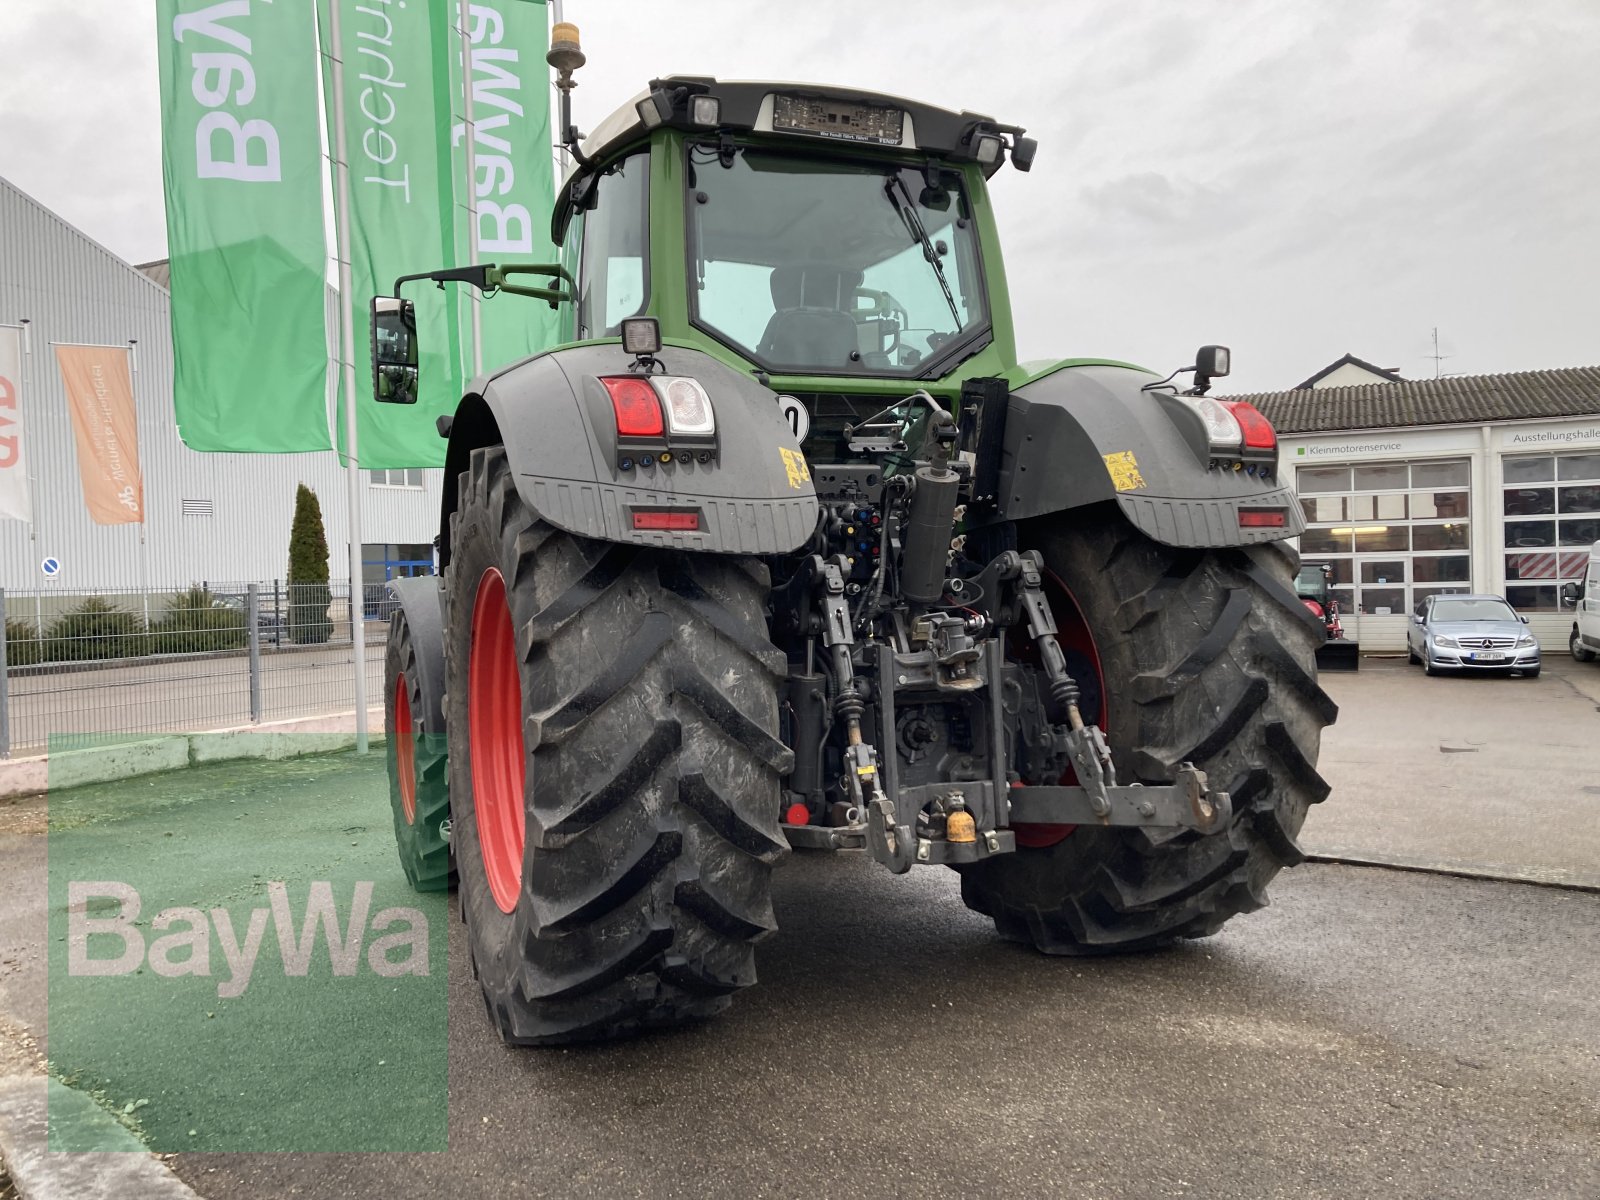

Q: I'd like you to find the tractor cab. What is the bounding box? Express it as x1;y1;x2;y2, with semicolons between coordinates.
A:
549;74;1035;396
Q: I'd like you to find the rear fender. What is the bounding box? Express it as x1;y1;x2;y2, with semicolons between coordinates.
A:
446;344;818;557
999;364;1305;547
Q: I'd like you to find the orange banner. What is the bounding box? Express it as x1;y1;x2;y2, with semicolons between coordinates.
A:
53;344;144;525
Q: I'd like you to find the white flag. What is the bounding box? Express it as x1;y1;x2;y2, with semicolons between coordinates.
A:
0;326;29;523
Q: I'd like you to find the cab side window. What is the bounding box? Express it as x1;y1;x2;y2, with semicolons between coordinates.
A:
575;154;649;339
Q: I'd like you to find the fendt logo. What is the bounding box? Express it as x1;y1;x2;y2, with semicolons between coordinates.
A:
68;881;429;999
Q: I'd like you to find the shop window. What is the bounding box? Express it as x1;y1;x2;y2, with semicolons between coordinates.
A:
1501;451;1600;610
1300;495;1345;522
1413;556;1470;583
1297;466;1351;493
1412;523;1469;551
1295;457;1474;616
1560;518;1600;546
1504;520;1556;548
1361;587;1406;615
1352;464;1408;491
1412;460;1470;488
1354;525;1409;553
1507;585;1556;612
1350;494;1407;521
1300;527;1352;554
1503;488;1554;517
1557;453;1600;481
1409;490;1468;519
1558;485;1600;514
1502;456;1553;484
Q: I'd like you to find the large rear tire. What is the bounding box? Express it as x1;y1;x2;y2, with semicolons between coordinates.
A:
384;608;453;892
447;447;791;1044
959;507;1337;953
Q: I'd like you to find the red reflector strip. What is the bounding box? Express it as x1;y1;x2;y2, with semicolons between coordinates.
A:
601;376;664;438
1222;400;1278;450
631;510;701;531
1239;509;1287;528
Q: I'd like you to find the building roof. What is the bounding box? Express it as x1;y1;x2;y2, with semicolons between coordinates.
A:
136;259;170;289
1228;366;1600;435
1293;353;1404;389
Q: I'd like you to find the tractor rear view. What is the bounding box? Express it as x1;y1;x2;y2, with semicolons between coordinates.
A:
373;26;1337;1044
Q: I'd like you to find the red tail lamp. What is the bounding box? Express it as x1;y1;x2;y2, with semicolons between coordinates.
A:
1222;400;1277;450
1238;508;1287;528
602;376;664;438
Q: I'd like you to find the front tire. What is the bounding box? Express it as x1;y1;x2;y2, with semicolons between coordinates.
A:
447;447;791;1044
959;508;1337;953
385;608;453;892
1572;628;1595;663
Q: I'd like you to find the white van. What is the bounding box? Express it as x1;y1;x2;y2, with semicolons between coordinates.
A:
1565;540;1600;663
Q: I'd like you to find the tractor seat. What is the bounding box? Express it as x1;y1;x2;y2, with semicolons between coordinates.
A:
757;264;864;367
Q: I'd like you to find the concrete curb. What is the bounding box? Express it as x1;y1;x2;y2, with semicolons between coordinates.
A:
0;1074;201;1199
0;708;386;800
1305;849;1600;894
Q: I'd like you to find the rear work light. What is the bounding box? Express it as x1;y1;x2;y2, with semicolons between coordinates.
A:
1222;400;1278;450
1238;508;1288;528
631;509;701;531
602;376;664;438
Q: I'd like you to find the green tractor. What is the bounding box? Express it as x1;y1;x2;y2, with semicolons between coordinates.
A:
372;30;1337;1044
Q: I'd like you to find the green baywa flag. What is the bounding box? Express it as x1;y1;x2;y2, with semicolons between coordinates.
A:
158;0;332;452
320;0;465;469
448;0;560;376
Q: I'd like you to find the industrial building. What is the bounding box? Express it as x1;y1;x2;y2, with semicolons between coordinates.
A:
0;174;440;595
1241;367;1600;652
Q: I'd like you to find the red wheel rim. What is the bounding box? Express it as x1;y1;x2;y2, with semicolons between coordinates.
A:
394;675;417;825
1011;570;1108;849
468;567;526;914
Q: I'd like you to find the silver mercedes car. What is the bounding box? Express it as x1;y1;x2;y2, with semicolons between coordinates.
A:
1407;593;1541;678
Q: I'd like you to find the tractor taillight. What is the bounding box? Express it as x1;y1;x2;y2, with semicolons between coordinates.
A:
1223;400;1277;450
602;376;664;438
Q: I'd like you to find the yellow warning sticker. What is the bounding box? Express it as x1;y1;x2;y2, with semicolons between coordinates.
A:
779;446;811;489
1103;450;1146;492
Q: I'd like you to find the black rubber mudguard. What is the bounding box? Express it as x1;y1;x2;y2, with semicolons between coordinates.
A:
999;363;1306;548
385;576;447;731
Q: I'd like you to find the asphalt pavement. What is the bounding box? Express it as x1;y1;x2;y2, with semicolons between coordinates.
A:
0;657;1596;1197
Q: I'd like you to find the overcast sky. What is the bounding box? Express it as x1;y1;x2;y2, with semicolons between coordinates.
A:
3;0;1597;393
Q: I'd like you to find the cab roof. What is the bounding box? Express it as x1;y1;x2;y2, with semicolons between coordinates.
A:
565;76;1011;187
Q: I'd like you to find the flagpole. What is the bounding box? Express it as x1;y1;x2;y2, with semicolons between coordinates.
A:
459;0;482;375
327;0;370;755
128;338;150;623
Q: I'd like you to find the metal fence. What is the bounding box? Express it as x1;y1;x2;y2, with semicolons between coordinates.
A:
0;580;397;756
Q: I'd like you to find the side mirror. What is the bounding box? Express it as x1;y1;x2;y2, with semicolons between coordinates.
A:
371;296;419;405
1520;614;1530;624
1561;581;1582;606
